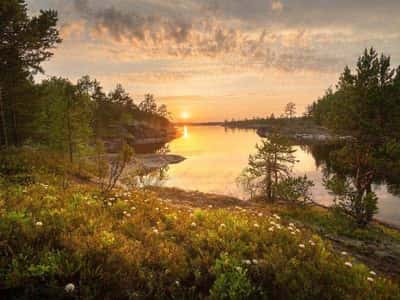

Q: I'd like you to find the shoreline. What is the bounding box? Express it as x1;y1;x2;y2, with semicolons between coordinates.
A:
151;186;400;231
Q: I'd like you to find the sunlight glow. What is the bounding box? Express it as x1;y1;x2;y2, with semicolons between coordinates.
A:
183;125;188;139
181;111;190;120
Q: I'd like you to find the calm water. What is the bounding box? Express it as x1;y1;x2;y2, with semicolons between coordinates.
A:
164;126;400;226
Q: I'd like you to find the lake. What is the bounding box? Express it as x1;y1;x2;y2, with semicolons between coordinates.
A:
164;125;400;226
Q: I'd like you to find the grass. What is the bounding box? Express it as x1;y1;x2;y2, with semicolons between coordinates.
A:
0;148;399;299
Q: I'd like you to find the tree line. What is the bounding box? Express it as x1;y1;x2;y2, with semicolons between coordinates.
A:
0;0;171;162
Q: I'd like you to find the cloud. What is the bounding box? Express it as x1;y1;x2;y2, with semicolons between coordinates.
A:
65;0;345;73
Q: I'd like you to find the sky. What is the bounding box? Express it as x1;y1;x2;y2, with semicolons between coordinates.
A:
27;0;400;122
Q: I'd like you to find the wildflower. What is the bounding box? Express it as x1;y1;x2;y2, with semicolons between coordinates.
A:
299;244;305;249
275;224;282;229
344;262;352;268
295;228;301;233
289;222;294;227
208;204;213;208
253;223;260;228
235;266;242;272
273;214;280;220
153;228;159;234
131;206;136;210
35;221;43;227
290;231;296;235
65;283;75;293
175;280;180;286
367;277;374;282
258;212;263;217
156;207;160;211
268;226;274;232
369;271;376;276
242;259;251;265
126;213;131;217
252;259;258;264
341;251;348;256
309;240;316;246
220;223;226;228
123;211;127;215
191;222;197;227
107;202;112;206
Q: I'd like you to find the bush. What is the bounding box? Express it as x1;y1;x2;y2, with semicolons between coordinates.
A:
275;175;314;205
324;174;378;227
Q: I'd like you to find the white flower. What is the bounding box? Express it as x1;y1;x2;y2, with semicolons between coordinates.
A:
175;280;180;286
253;223;260;228
107;202;112;206
290;231;296;235
369;271;376;276
65;283;75;293
258;212;263;217
242;259;251;265
191;222;197;227
153;228;159;234
156;207;160;211
35;221;43;227
344;262;352;268
208;205;213;208
298;244;305;249
341;251;348;256
268;227;274;232
252;259;258;264
123;211;127;215
295;228;300;233
126;213;131;217
220;223;226;228
273;214;280;220
289;223;294;227
367;277;374;282
309;240;316;246
131;206;136;210
235;266;243;272
275;224;282;229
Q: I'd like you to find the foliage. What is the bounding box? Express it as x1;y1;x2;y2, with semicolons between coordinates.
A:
307;48;400;227
309;48;400;141
0;0;61;146
98;142;134;195
240;133;303;202
275;175;314;205
0;148;399;299
210;254;255;299
284;102;296;119
324;174;378;227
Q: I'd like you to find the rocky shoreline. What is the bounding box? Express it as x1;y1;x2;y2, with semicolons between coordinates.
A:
256;127;352;143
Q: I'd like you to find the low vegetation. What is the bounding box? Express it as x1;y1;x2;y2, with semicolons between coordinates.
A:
0;148;399;299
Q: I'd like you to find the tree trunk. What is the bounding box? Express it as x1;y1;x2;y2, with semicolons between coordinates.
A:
0;86;9;147
11;103;18;146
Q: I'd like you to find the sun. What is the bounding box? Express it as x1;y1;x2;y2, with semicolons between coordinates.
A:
180;111;190;120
